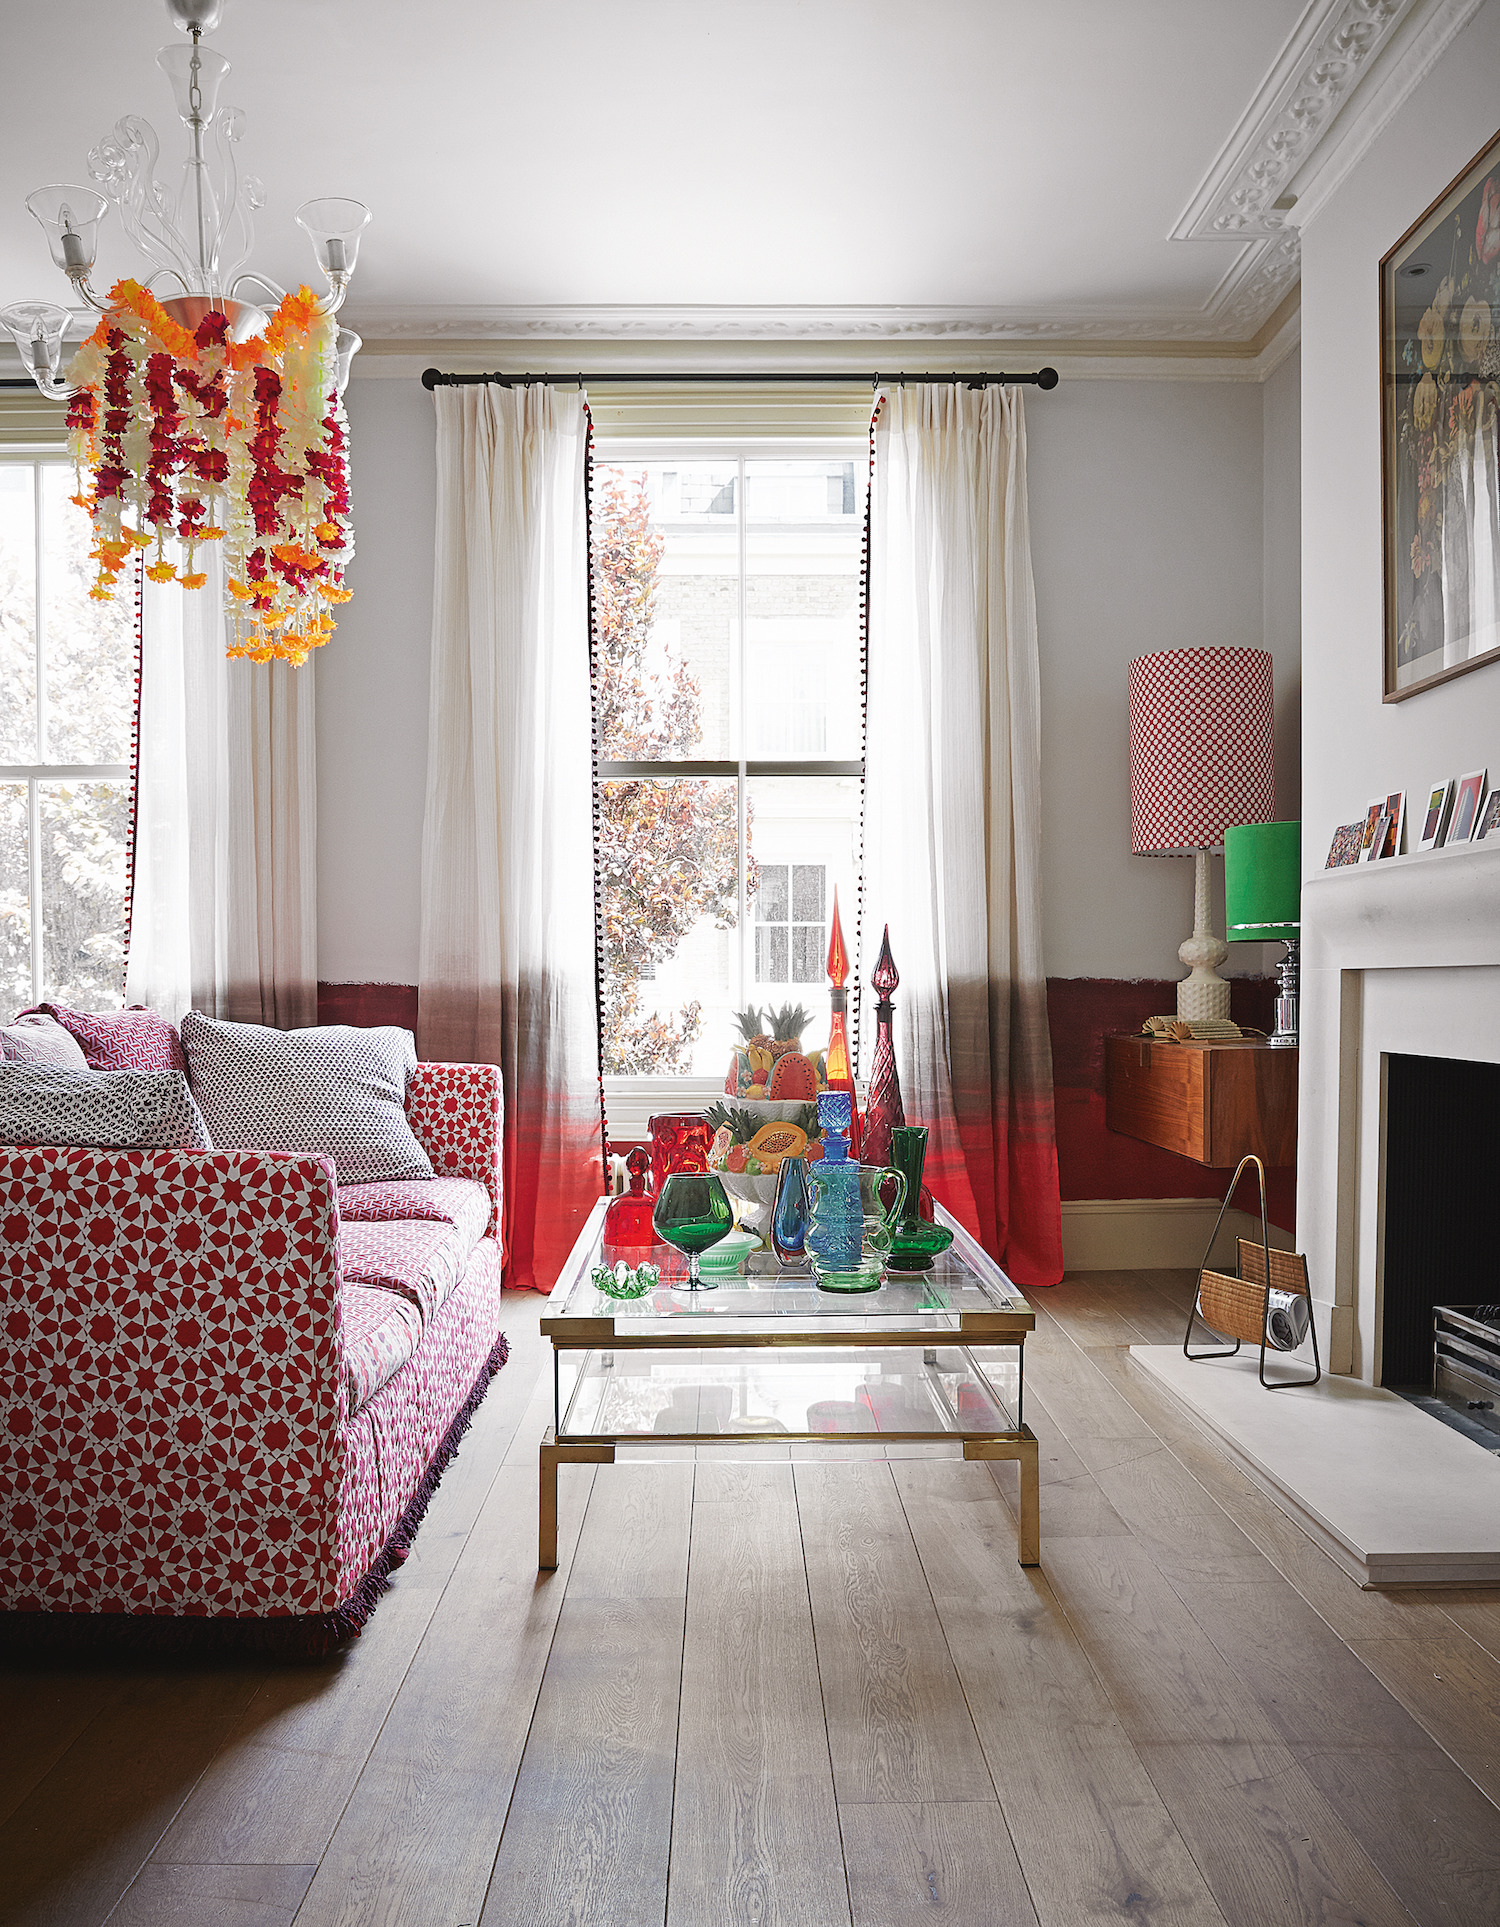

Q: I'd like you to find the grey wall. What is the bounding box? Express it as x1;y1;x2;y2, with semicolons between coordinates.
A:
316;377;435;983
318;363;1302;988
1028;373;1298;981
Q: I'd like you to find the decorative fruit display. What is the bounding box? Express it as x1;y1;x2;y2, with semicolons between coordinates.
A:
746;1121;807;1169
704;1100;820;1176
725;1004;777;1096
767;1002;812;1058
769;1049;818;1100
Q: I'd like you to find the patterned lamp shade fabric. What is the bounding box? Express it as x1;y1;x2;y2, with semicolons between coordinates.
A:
1129;647;1276;854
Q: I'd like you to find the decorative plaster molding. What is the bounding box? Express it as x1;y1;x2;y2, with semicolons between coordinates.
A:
1284;0;1487;229
344;301;1281;347
1173;0;1416;245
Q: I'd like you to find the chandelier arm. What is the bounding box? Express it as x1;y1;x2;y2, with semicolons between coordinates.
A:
314;282;350;319
67;273;112;314
229;270;286;304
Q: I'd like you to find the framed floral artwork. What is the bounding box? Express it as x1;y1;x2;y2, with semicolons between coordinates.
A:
1381;126;1500;701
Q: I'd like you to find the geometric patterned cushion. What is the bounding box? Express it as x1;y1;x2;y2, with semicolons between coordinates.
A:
340;1282;423;1415
0;1064;213;1150
18;1003;188;1073
336;1177;491;1259
338;1219;468;1326
404;1062;503;1243
0;1017;90;1070
179;1012;434;1186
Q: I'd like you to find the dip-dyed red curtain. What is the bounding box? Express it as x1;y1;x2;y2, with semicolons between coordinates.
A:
418;384;604;1290
865;384;1063;1289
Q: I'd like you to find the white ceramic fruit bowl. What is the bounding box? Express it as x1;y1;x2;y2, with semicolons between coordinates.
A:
717;1097;816;1125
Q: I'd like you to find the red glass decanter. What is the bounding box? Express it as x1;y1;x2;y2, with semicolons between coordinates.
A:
861;924;905;1166
603;1146;657;1248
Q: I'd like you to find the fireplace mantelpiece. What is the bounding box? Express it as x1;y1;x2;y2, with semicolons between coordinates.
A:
1299;840;1500;1379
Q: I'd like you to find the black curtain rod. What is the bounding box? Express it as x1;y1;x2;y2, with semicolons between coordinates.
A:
421;366;1059;391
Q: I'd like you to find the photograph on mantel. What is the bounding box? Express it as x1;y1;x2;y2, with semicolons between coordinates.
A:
1476;789;1500;840
1326;821;1366;868
1382;125;1500;700
1446;767;1489;844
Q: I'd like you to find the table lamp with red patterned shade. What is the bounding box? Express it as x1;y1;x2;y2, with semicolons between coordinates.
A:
1128;647;1276;1021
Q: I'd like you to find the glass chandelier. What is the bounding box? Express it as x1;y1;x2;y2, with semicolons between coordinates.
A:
1;0;369;665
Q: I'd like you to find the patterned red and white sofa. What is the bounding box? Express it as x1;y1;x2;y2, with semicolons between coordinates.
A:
0;1061;506;1649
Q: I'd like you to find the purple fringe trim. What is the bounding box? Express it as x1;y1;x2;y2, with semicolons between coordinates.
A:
0;1332;510;1665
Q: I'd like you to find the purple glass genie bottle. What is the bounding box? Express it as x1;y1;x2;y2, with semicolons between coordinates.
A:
861;925;905;1167
806;1090;862;1272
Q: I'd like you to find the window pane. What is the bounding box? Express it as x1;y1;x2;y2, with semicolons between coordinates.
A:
39;780;126;1010
42;464;134;763
792;863;825;922
0;782;29;1009
600;775;738;1076
757;863;788;924
0;467;37;762
744;457;864;761
593;462;735;761
756;925;788;984
746;775;860;1025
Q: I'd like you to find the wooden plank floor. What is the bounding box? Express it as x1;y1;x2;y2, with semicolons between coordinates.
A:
5;1273;1500;1926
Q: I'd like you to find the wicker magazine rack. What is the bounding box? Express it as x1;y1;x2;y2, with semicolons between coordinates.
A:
1183;1154;1321;1389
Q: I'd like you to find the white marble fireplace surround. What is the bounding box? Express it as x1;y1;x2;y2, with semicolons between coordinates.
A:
1298;840;1500;1381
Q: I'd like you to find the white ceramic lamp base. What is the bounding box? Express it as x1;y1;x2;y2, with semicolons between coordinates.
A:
1177;846;1231;1021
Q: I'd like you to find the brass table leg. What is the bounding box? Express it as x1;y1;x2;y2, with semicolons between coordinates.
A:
538;1428;614;1571
963;1426;1041;1567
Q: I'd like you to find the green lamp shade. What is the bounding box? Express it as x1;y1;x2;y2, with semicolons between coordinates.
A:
1224;820;1300;942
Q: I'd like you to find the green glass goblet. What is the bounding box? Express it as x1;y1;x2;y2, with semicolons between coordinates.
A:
652;1171;734;1291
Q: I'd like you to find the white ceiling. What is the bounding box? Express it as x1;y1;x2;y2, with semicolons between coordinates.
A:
0;0;1463;354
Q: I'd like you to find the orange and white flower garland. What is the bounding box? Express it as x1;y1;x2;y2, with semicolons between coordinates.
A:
63;280;353;666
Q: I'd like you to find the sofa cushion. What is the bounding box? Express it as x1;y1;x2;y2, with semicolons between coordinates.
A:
336;1176;491;1258
19;1003;187;1073
0;1065;212;1150
341;1282;423;1415
339;1219;468;1326
180;1012;434;1186
1;1017;89;1070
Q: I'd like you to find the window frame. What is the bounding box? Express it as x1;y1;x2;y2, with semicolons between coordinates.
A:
0;451;134;1008
592;437;866;1141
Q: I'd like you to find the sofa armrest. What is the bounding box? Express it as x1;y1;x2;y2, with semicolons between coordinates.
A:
0;1146;345;1616
405;1062;503;1245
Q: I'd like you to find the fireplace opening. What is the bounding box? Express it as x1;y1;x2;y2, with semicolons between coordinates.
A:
1381;1052;1500;1440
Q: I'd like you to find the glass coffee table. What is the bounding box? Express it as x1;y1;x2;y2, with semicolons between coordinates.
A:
538;1197;1038;1569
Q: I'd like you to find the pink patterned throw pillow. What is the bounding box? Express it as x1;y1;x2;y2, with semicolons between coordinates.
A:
17;1003;186;1074
1;1016;89;1070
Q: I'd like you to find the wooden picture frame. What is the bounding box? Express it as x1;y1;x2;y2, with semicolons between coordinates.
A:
1381;125;1500;702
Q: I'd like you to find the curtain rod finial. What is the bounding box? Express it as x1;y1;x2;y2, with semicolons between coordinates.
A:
421;367;441;391
1037;366;1059;390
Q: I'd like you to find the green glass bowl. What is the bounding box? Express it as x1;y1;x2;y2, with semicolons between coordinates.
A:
886;1219;955;1273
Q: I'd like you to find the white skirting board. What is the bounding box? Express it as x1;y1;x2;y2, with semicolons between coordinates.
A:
1062;1199;1294;1272
1131;1345;1500;1588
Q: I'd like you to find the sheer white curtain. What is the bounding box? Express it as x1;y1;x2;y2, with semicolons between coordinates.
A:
419;383;602;1292
865;382;1063;1288
125;548;317;1026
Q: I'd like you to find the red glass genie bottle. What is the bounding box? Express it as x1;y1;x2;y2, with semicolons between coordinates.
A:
823;889;862;1161
603;1145;658;1248
861;924;905;1166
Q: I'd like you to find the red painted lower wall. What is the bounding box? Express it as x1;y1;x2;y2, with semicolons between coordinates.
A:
318;982;420;1031
1047;977;1295;1234
318;977;1297;1234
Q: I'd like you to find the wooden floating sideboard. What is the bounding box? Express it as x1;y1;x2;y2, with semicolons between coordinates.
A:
1103;1035;1298;1168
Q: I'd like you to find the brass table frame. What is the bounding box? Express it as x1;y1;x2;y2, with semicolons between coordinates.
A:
539;1199;1038;1571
